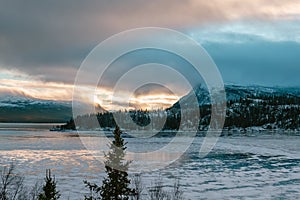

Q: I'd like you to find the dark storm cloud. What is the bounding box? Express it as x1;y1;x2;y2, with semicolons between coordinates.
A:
0;1;98;82
98;49;205;91
0;0;299;85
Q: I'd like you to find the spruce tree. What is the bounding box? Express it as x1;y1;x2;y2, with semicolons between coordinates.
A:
38;169;60;200
99;125;135;200
84;125;135;200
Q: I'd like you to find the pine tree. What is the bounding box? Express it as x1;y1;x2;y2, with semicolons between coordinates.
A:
100;125;135;200
38;169;60;200
84;125;135;200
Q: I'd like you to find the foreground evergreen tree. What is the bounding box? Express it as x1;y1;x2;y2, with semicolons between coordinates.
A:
84;125;135;200
100;125;135;199
38;169;60;200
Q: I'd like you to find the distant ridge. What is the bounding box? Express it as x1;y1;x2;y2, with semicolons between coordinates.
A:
0;96;72;123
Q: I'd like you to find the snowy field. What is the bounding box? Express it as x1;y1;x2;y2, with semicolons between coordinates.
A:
0;123;300;199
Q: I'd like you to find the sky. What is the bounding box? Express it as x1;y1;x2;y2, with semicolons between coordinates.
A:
0;0;300;110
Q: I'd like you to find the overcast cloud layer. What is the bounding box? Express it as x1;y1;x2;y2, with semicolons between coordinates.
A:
0;0;300;105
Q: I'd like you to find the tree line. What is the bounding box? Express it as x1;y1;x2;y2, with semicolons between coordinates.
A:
61;93;300;132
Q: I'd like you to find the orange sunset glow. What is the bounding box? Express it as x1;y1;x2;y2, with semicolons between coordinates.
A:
0;69;180;110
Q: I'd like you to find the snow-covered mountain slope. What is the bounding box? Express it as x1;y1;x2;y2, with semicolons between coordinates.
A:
0;96;70;107
0;95;106;122
173;84;300;108
0;96;72;122
168;85;300;130
225;85;300;101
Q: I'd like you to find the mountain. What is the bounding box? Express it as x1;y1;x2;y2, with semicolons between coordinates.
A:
0;96;72;122
168;85;300;130
174;85;300;108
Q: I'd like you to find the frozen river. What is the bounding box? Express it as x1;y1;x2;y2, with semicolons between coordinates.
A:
0;123;300;199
